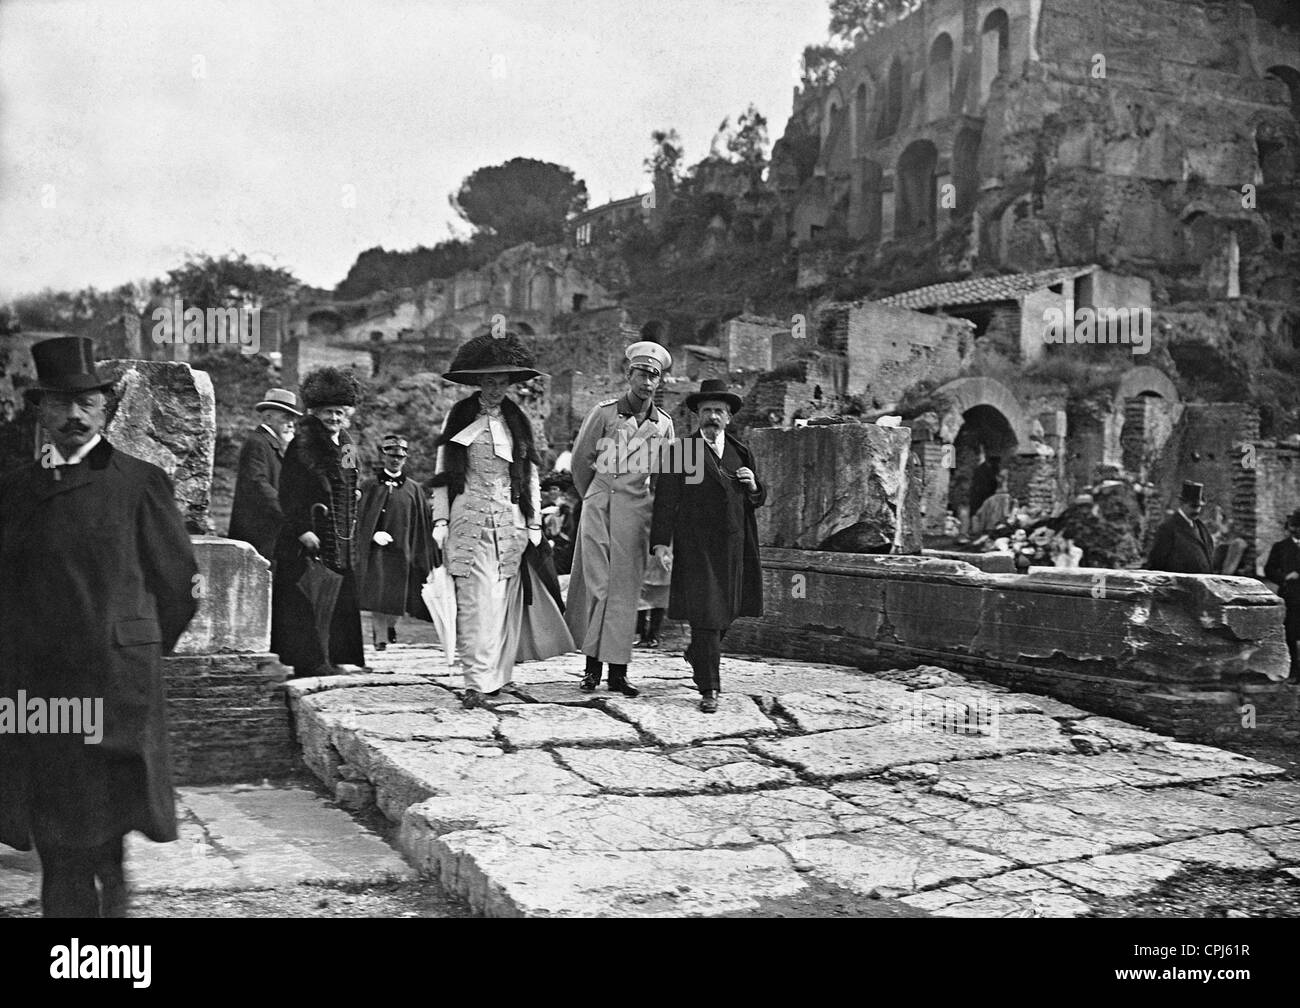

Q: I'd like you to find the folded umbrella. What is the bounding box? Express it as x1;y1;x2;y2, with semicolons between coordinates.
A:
420;542;457;666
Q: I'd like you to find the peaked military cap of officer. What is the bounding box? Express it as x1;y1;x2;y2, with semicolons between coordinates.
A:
625;341;672;377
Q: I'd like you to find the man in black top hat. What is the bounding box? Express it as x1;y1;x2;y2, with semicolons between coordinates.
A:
1147;481;1214;574
0;336;198;916
650;378;766;713
228;387;301;562
1263;508;1300;678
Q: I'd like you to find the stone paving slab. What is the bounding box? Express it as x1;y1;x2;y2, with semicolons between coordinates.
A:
496;704;642;748
284;654;1295;917
419;831;809;917
598;693;779;745
400;787;882;853
553;746;798;795
0;785;412;909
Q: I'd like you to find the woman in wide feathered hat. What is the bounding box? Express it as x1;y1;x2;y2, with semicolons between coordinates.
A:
430;332;574;706
270;366;367;676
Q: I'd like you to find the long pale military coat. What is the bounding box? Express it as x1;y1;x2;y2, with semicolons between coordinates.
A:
565;394;674;664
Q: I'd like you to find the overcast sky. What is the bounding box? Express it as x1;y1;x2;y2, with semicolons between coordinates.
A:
0;0;830;298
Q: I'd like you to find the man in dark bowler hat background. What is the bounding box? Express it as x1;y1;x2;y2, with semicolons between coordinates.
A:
1147;480;1214;574
0;336;198;916
227;387;300;563
1263;508;1300;677
650;378;766;713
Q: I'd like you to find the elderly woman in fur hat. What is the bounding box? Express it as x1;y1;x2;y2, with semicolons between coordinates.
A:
271;366;366;677
431;333;573;707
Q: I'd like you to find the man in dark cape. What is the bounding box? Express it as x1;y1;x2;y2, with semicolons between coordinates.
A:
354;434;433;649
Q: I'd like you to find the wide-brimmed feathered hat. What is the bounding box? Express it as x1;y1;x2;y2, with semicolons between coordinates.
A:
301;367;361;409
443;332;543;386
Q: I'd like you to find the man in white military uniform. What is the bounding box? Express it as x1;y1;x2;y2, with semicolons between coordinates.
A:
567;341;675;695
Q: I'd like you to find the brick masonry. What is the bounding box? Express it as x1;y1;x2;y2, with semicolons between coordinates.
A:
163;654;295;785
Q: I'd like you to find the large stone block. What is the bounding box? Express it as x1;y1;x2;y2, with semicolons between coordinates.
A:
174;537;271;654
99;359;216;533
750;424;920;554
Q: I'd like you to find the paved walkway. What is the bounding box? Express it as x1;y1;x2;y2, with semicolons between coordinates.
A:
291;644;1300;917
0;784;413;911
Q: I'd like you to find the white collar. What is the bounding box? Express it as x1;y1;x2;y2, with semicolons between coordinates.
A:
450;412;513;462
258;423;282;442
383;469;403;479
49;433;102;467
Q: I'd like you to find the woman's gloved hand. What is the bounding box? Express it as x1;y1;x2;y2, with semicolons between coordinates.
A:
372;531;394;546
433;524;448;550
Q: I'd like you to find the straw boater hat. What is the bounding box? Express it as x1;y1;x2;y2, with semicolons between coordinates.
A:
442;332;543;386
625;340;672;377
685;377;742;414
256;387;302;416
23;336;115;405
300;367;360;409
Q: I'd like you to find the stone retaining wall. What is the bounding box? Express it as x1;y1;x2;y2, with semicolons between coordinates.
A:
728;549;1297;742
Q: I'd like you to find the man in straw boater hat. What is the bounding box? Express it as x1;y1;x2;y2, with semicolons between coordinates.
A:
228;387;300;563
1146;480;1214;574
271;366;366;676
566;338;675;696
431;331;573;707
355;434;433;650
1263;507;1300;678
0;336;198;916
650;378;766;713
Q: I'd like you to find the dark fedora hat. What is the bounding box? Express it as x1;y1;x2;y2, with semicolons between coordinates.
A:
1179;480;1205;506
443;332;543;386
1286;507;1300;529
24;336;115;405
685;378;742;414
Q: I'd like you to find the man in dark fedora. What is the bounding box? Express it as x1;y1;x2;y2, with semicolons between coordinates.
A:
650;378;766;713
228;387;300;563
1147;480;1214;574
1263;508;1300;678
0;336;199;916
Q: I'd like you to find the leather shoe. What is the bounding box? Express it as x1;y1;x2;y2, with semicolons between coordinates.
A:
579;671;601;692
699;691;719;713
462;689;486;709
608;678;639;698
387;626;398;644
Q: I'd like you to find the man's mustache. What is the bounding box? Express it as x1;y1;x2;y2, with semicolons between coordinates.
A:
59;423;90;434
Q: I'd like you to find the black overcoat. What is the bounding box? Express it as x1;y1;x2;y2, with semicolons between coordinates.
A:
0;438;198;851
227;425;285;560
1263;537;1300;638
650;430;766;629
354;469;433;619
270;416;364;670
1146;512;1213;574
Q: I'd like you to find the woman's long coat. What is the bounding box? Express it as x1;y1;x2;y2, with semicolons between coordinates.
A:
649;430;765;630
0;439;198;851
271;416;364;670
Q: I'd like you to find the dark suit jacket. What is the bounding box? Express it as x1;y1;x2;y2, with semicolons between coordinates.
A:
228;425;285;559
0;438;198;851
650;431;766;629
1263;537;1300;636
1146;511;1213;574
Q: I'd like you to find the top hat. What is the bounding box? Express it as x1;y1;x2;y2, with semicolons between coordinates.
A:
443;333;543;386
1179;481;1205;506
625;340;672;377
1286;508;1300;529
685;378;743;414
256;388;302;416
24;336;115;405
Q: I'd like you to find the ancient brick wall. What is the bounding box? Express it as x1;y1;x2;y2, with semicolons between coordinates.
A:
723;316;779;373
1254;445;1300;575
844;302;966;407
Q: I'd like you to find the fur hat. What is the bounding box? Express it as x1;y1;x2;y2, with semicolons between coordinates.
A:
300;367;360;409
443;332;543;386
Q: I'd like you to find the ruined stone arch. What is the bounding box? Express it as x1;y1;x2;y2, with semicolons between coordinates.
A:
878;56;904;139
896;140;938;238
936;376;1034;450
822;87;846;145
978;9;1011;109
926;33;953;122
953;125;983;214
1266;65;1300;116
1116;366;1178;404
854;81;871;157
